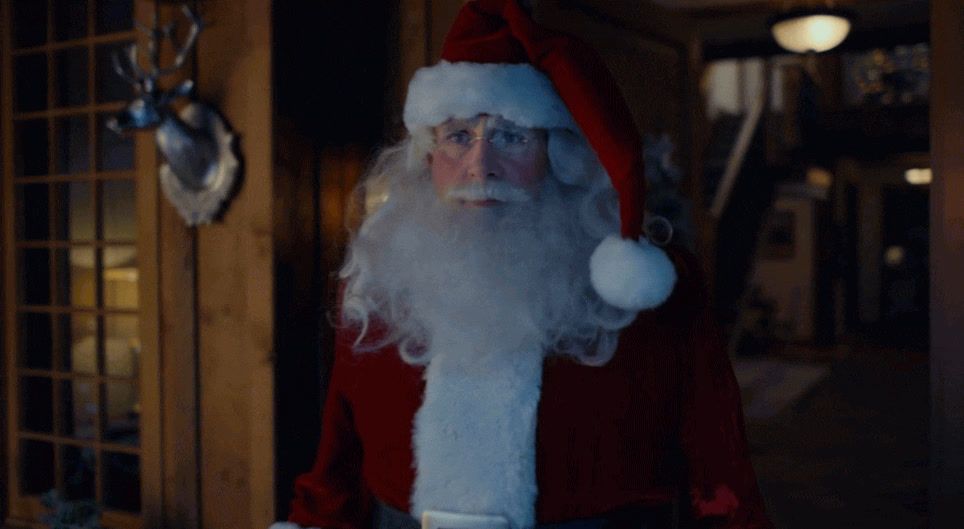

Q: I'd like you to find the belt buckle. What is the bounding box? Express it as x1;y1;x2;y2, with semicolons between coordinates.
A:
420;510;510;529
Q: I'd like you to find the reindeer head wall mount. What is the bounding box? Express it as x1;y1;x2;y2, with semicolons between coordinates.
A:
108;5;239;226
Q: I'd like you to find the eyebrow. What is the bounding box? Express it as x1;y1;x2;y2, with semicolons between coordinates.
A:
438;118;480;131
438;117;534;134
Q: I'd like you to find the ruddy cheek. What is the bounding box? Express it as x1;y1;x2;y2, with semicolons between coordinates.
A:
504;155;547;192
430;151;465;196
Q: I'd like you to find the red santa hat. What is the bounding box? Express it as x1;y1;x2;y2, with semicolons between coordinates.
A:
403;0;676;311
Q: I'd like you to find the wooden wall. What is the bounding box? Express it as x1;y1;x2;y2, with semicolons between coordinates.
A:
142;0;277;528
147;1;378;526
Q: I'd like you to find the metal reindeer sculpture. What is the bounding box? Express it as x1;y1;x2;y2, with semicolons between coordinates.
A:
108;5;239;226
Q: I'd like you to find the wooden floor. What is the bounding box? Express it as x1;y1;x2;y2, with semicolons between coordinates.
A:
740;339;928;529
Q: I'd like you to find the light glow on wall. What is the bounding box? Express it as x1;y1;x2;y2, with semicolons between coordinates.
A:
904;168;932;185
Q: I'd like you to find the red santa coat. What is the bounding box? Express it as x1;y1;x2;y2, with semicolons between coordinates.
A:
288;252;773;529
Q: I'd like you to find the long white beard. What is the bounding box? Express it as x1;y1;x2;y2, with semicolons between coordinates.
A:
344;177;596;528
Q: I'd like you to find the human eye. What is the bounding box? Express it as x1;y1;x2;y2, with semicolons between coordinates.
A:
444;129;473;145
490;129;527;149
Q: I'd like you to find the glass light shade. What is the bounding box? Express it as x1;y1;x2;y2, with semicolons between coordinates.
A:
771;13;851;53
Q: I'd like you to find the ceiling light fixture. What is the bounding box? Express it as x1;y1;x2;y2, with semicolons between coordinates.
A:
770;6;854;54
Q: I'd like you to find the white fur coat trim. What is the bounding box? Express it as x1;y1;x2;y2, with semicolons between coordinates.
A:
403;61;577;132
410;348;544;529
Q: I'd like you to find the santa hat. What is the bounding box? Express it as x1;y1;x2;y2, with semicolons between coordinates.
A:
403;0;676;311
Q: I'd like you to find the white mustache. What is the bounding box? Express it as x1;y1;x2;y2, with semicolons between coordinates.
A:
445;181;533;203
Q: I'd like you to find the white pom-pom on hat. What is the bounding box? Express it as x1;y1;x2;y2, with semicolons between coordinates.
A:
590;235;677;311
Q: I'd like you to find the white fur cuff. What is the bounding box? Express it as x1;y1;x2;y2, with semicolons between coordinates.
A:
403;61;577;132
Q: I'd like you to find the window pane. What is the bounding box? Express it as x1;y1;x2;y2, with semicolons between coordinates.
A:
61;314;98;374
20;376;54;433
105;315;139;377
102;452;140;512
15;183;50;241
60;379;98;440
96;41;135;103
97;113;134;171
55;47;89;107
14;54;48;113
103;381;138;446
53;181;95;240
62;445;97;501
54;0;89;42
19;248;51;305
12;0;48;49
102;179;136;240
15;119;50;177
55;247;96;307
102;246;138;309
96;0;133;35
19;312;53;370
19;440;55;495
54;115;90;173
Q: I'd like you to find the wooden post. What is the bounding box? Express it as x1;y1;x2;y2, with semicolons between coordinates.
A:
193;1;276;529
930;0;964;527
134;1;165;527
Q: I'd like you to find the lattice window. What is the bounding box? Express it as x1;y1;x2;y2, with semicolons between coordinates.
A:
3;1;147;528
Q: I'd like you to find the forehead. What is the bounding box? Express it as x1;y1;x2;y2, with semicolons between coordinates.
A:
436;114;533;132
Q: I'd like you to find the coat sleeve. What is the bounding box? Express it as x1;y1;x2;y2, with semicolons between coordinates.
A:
287;328;372;529
668;249;774;529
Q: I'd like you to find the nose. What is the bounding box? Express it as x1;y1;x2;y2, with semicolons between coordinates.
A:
464;136;500;182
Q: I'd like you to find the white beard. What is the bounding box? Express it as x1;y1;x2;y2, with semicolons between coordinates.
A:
349;176;596;365
343;176;598;528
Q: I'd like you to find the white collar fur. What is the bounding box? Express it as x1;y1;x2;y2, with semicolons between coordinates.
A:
410;347;544;529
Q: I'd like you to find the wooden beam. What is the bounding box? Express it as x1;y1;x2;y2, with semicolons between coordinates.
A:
929;0;964;526
132;1;166;528
1;0;16;521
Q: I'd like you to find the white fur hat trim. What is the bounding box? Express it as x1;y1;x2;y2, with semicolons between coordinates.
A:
590;235;677;311
403;61;578;131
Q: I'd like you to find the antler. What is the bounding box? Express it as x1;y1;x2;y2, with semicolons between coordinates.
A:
134;9;175;71
112;42;147;84
111;5;205;91
156;6;205;77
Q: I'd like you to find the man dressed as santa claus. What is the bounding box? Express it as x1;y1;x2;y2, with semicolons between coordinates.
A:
274;1;773;528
